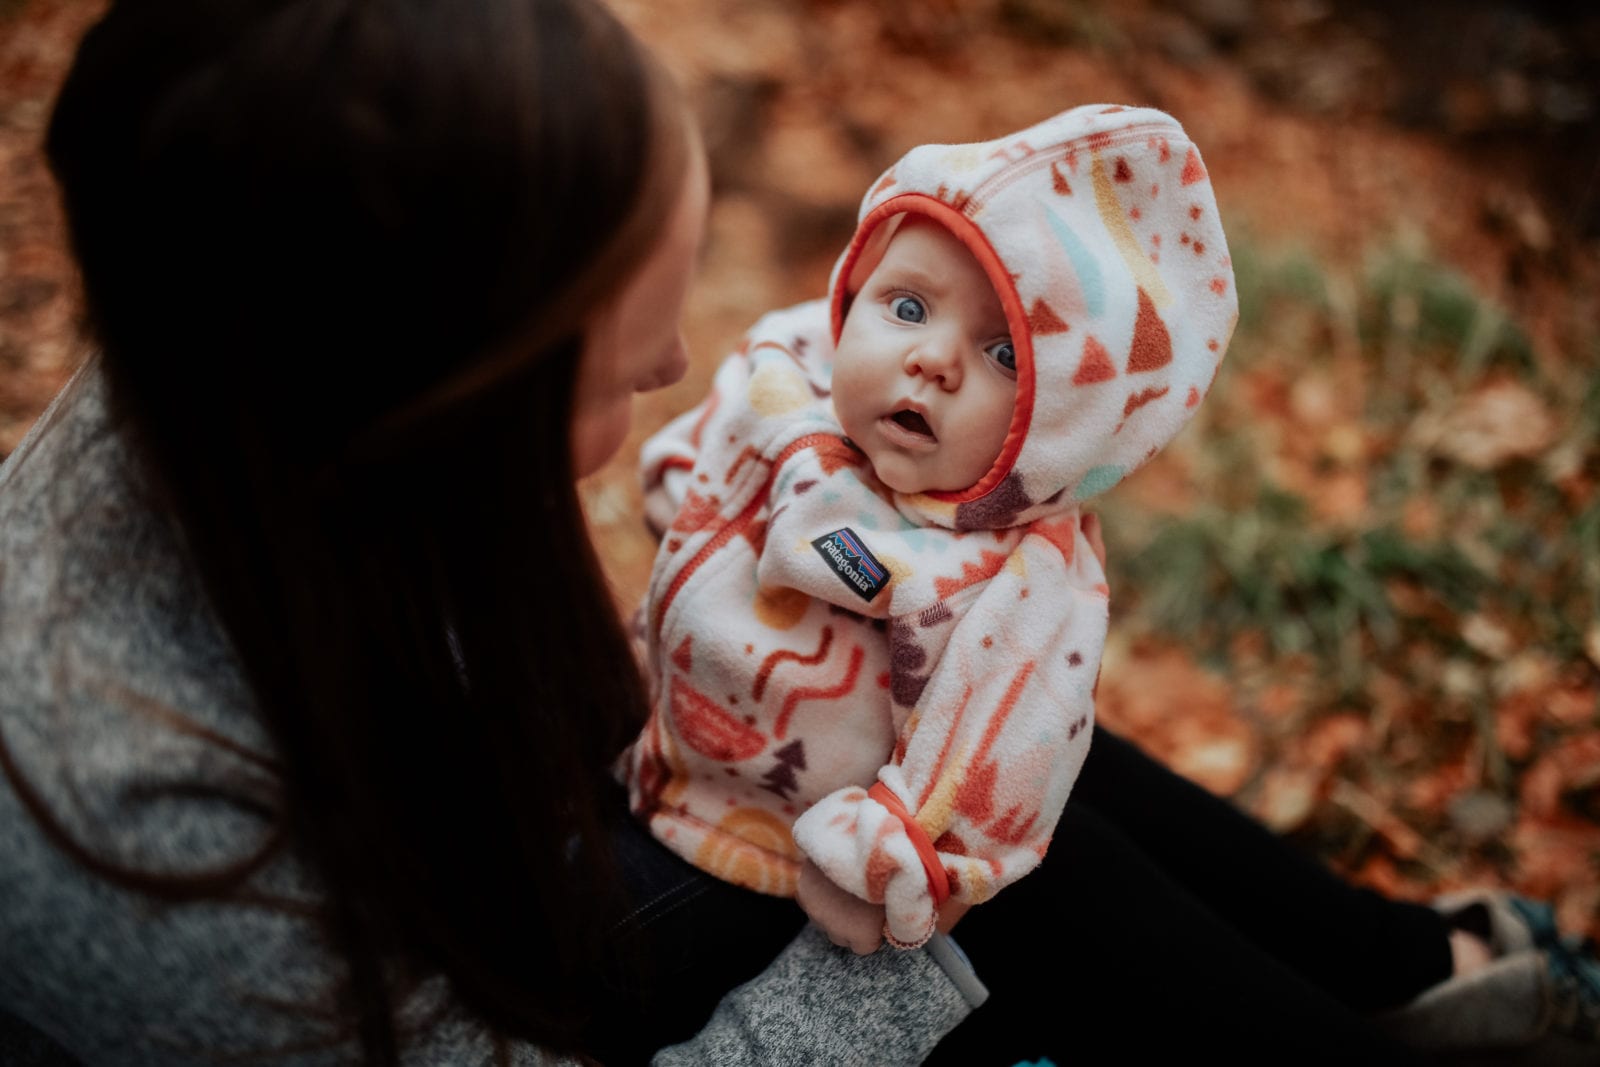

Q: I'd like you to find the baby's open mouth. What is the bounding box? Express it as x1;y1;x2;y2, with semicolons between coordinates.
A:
890;409;935;440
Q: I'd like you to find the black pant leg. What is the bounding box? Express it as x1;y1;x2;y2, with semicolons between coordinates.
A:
586;726;1454;1065
581;793;807;1066
1071;727;1453;1012
927;801;1430;1066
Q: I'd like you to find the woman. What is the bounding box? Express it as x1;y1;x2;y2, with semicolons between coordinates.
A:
0;0;1592;1063
0;0;980;1062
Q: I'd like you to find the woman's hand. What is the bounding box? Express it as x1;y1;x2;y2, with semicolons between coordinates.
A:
935;898;970;934
797;859;886;955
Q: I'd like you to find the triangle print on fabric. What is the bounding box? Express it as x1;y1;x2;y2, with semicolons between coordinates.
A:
1072;335;1117;386
1050;160;1072;196
1126;287;1172;373
1028;298;1070;335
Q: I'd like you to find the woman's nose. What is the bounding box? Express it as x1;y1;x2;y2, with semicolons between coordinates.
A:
904;332;962;388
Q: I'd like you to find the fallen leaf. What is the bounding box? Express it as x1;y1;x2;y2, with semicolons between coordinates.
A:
1255;680;1305;723
1425;380;1559;470
1405;751;1473;813
1400;497;1441;540
1549;683;1598;727
1096;643;1257;796
1330;779;1429;862
1301;712;1369;768
1255;766;1322;831
1310;470;1369;526
1170;728;1257;796
1494;690;1541;762
1290;371;1339;427
1441;659;1486;701
1346;851;1437;903
1460;612;1514;660
1511;813;1600;901
1323;422;1367;465
1352;854;1407;898
1519;734;1600;820
1492;650;1560;699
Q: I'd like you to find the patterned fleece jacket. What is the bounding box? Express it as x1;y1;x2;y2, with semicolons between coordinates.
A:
622;103;1238;948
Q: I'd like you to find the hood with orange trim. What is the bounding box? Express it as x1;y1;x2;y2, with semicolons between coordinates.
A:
826;103;1237;531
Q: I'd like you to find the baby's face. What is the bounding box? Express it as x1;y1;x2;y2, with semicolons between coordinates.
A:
832;218;1016;494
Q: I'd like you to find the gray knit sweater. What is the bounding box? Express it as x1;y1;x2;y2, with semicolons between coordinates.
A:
0;361;985;1065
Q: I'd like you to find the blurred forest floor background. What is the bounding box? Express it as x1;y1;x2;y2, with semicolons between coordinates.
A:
3;0;1598;932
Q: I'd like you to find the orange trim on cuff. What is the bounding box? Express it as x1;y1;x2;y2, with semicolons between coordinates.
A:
868;781;951;908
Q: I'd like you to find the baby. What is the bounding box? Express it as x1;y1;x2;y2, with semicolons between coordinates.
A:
623;103;1237;949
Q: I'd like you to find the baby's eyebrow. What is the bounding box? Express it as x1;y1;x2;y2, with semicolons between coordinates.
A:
980;310;1014;340
879;265;945;294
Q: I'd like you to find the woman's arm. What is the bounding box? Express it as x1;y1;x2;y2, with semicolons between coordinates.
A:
652;925;986;1066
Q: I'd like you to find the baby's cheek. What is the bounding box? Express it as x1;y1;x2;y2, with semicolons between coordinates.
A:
829;369;870;438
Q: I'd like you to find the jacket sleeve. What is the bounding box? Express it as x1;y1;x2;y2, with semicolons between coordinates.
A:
639;355;742;539
790;513;1107;948
640;299;834;540
651;928;985;1066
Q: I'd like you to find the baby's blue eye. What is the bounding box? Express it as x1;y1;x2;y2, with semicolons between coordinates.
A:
890;296;927;323
986;340;1017;375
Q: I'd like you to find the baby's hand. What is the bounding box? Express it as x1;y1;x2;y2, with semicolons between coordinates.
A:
797;859;886;955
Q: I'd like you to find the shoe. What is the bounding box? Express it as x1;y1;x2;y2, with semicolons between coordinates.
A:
1380;889;1600;1065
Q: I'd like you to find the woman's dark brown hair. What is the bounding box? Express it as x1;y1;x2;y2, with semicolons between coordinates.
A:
29;0;688;1058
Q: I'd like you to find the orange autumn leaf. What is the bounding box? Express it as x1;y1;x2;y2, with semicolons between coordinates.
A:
1520;734;1600;820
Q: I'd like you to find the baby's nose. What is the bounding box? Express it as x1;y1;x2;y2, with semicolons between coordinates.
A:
905;333;963;385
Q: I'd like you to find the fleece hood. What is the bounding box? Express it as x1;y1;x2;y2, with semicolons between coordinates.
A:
828;103;1237;531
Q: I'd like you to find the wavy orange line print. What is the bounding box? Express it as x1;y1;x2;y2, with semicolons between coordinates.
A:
753;626;834;702
774;644;865;740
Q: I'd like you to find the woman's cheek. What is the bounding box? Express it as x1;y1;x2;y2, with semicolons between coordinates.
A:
646;334;690;393
569;393;632;478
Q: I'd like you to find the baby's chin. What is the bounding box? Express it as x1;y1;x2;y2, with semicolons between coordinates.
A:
841;417;987;496
862;450;927;495
868;452;968;496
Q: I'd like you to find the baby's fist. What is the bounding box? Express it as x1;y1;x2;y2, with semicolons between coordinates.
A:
797;859;885;955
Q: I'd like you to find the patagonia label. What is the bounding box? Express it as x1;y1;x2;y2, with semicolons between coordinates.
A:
811;527;888;603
